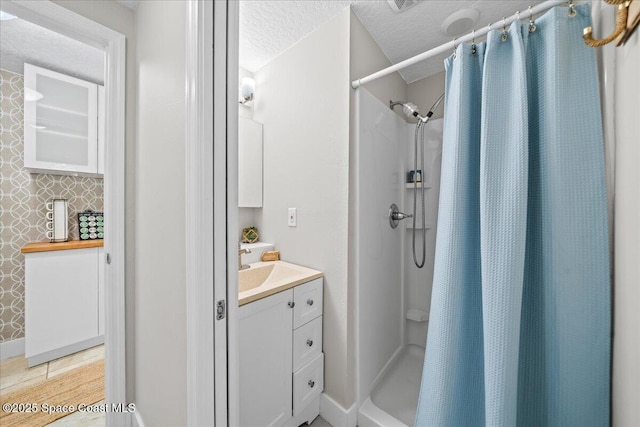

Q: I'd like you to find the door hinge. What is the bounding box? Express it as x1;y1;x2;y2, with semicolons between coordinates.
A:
216;300;226;320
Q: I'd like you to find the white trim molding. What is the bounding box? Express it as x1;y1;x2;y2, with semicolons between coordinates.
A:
2;2;127;427
320;393;358;427
225;1;241;426
185;0;217;426
103;33;128;427
0;338;25;361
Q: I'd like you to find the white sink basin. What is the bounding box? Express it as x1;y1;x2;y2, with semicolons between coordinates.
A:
238;261;322;306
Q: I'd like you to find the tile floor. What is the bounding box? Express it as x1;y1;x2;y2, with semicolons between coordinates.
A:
0;345;105;426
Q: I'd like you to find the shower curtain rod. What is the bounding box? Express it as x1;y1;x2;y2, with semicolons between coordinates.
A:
351;0;567;89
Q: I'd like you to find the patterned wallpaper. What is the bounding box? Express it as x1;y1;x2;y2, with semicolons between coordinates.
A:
0;69;104;343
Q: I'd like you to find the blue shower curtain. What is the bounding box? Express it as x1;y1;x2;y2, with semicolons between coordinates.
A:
415;4;610;427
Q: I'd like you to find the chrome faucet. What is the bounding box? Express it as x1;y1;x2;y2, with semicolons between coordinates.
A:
238;245;251;270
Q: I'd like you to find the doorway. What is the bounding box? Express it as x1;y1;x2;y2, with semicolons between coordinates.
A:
0;1;126;426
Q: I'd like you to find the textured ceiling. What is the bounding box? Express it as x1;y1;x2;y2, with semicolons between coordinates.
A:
239;0;353;72
0;17;104;84
240;0;550;83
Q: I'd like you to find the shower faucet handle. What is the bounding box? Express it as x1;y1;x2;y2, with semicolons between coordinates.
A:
392;211;412;221
388;203;412;229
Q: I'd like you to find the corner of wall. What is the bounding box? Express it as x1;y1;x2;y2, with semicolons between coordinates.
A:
320;393;358;427
347;5;409;408
348;9;407;108
249;5;352;409
612;24;640;427
406;72;446;120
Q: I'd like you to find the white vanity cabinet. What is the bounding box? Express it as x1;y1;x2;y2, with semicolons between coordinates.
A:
239;278;324;427
23;63;104;177
23;242;105;366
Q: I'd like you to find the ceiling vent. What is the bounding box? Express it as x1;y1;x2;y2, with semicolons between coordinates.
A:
386;0;422;13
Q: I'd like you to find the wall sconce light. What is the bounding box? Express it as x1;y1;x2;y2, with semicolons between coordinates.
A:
239;77;255;106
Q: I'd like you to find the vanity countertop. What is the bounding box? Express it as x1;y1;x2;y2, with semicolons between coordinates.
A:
22;240;104;254
239;261;323;306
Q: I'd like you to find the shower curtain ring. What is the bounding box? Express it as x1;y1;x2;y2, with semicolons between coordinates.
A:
569;0;577;16
471;29;477;54
528;6;537;32
501;17;508;41
452;38;458;58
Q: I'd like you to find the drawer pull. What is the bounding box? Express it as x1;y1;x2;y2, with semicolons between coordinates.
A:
306;339;313;347
307;299;314;306
308;380;315;388
288;301;295;308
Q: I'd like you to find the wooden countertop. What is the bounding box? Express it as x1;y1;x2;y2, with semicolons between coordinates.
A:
22;240;104;254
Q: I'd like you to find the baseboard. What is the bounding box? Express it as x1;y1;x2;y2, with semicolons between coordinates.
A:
320;393;357;427
27;335;104;367
0;338;25;361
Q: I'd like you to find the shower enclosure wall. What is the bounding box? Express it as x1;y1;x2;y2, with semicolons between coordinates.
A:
353;88;443;427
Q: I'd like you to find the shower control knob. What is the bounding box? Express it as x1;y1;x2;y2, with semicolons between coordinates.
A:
306;339;313;347
392;211;412;220
308;380;315;388
307;299;314;306
388;203;413;229
288;301;295;308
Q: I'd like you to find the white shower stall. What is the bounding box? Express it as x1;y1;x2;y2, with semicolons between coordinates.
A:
353;88;443;427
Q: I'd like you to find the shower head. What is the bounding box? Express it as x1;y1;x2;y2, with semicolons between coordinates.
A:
389;100;420;119
402;102;421;119
390;93;445;123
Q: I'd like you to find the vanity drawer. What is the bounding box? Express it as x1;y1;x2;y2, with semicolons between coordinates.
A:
293;278;323;329
293;353;324;416
293;316;322;371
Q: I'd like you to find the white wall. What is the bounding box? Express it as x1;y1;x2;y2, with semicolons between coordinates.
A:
52;0;137;402
407;72;446;121
253;8;352;407
612;23;640;427
349;11;407;115
354;88;406;405
134;1;187;425
348;9;408;405
402;119;443;347
402;72;446;346
238;67;260;239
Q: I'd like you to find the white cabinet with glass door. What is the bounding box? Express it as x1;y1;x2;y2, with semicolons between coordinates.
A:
23;63;103;176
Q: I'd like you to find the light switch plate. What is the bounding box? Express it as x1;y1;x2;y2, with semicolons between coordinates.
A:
288;208;297;227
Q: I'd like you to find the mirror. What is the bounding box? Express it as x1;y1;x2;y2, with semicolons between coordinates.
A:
238;116;263;207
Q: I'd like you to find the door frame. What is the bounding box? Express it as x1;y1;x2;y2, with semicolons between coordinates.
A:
185;0;216;425
1;1;127;425
185;0;238;425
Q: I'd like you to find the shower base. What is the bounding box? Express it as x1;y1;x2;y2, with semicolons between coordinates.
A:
359;344;425;427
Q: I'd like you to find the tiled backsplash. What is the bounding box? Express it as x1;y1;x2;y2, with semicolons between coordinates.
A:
0;69;104;343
